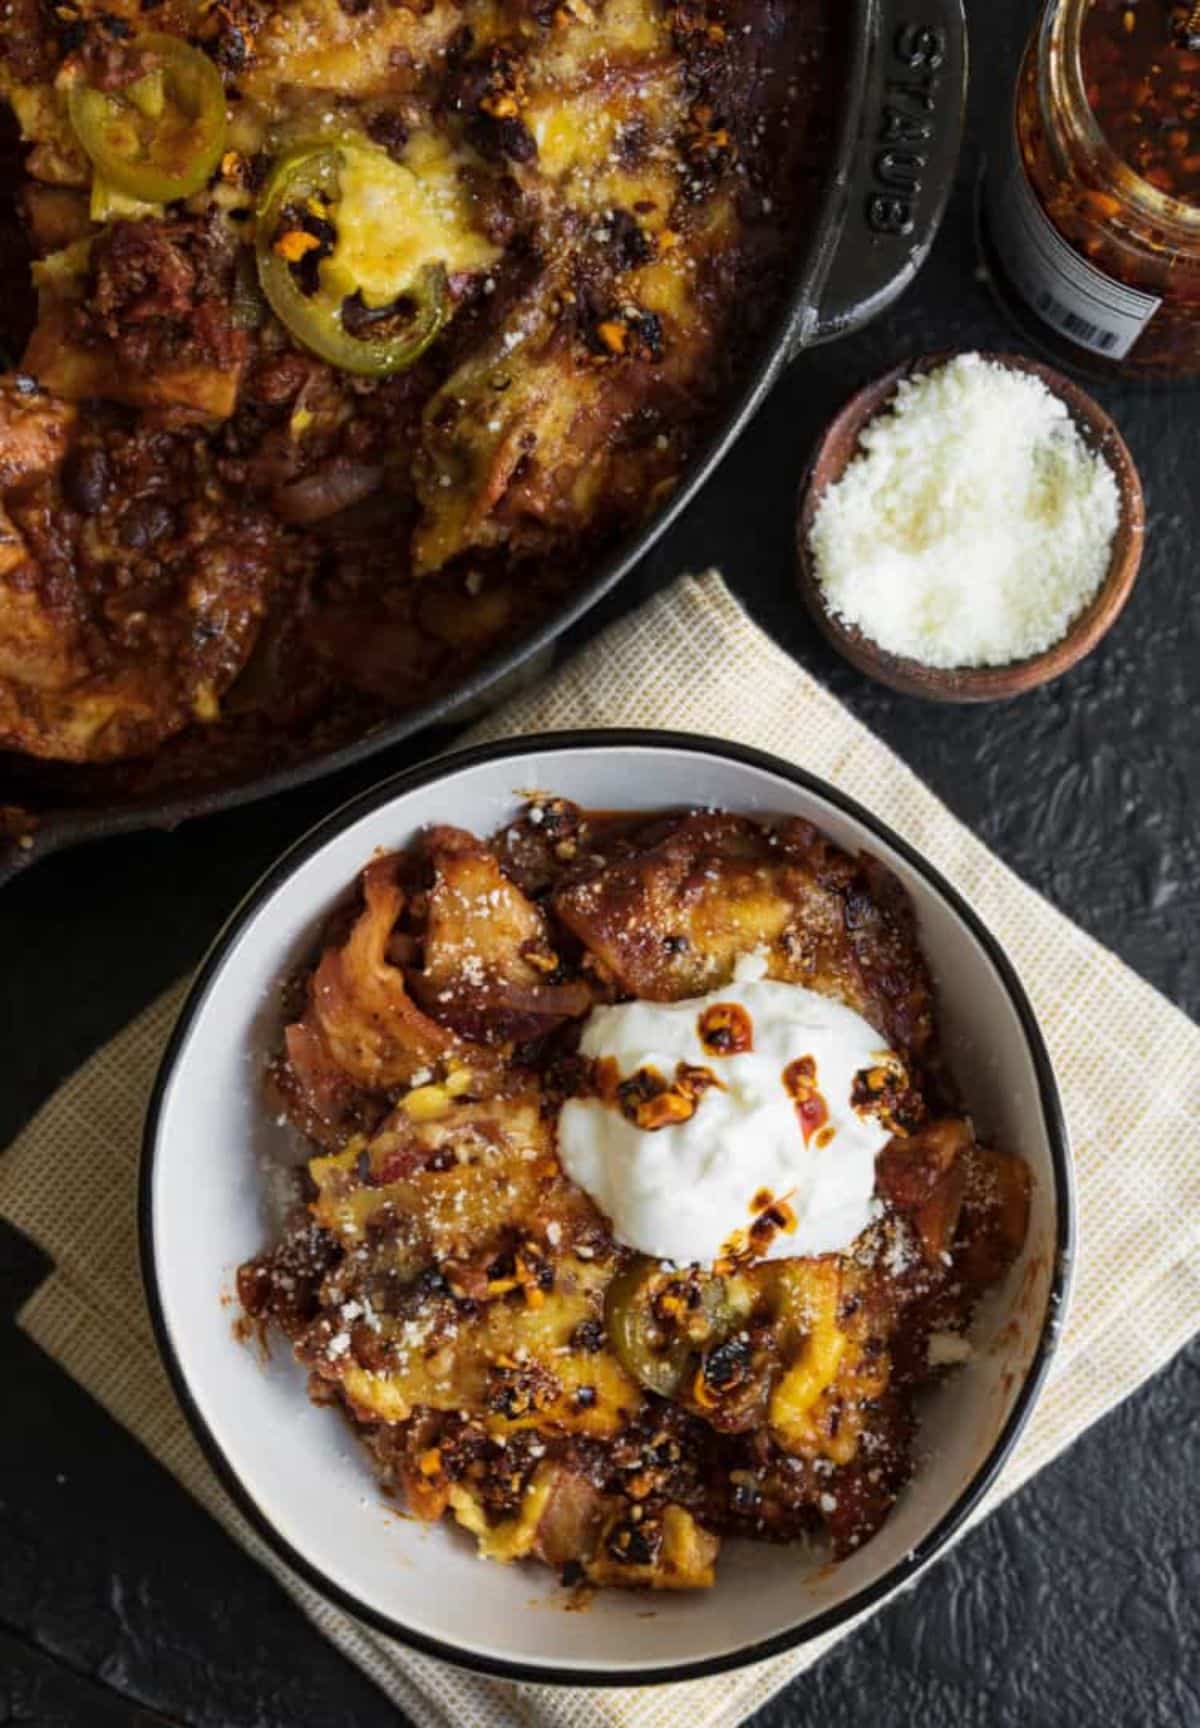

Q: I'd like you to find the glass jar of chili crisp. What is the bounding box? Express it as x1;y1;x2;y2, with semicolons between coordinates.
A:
988;0;1200;376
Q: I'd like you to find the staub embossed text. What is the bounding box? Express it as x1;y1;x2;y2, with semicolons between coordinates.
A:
868;23;946;235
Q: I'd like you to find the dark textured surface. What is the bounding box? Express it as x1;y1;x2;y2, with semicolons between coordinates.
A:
2;0;1199;1720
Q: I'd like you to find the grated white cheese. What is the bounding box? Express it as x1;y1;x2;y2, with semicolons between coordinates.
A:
809;353;1121;669
927;1330;973;1367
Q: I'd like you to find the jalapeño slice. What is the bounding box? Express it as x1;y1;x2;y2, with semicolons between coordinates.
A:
255;142;450;377
67;33;227;204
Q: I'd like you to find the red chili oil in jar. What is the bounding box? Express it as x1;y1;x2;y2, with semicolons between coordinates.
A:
1080;1;1200;203
989;0;1200;375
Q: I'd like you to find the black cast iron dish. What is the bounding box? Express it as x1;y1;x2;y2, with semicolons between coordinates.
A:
1;0;967;885
140;729;1071;1686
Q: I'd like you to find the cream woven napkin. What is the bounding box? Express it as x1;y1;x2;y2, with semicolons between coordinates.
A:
3;571;1199;1728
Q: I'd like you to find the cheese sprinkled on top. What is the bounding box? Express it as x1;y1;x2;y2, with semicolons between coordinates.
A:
325;133;499;305
809;352;1121;669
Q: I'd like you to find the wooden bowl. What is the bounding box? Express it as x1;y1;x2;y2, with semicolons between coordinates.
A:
795;352;1146;701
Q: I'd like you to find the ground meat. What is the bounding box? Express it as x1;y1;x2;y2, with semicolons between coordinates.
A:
76;23;147;92
237;1209;342;1335
1;0;61;81
0;410;281;760
72;216;245;373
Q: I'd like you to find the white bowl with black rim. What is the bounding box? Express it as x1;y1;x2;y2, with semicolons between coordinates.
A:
140;732;1074;1685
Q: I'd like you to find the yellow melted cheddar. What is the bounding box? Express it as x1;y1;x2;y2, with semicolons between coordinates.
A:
325;134;499;304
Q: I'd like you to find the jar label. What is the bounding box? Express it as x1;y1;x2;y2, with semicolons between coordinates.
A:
989;156;1161;359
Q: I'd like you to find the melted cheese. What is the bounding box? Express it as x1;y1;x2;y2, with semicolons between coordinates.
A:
334;1252;642;1438
631;251;697;328
308;1095;548;1251
326;135;498;303
245;0;455;100
447;1467;556;1561
526;72;681;204
767;1260;847;1452
586;1503;718;1590
7;79;88;187
535;0;666;73
529;91;621;181
89;175;159;223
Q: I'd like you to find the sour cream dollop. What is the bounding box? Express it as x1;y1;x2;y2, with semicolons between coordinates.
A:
557;955;899;1264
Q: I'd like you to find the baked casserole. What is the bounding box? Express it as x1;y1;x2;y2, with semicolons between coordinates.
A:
239;798;1031;1589
0;0;835;796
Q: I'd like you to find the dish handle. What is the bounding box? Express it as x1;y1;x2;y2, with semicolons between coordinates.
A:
794;0;967;353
